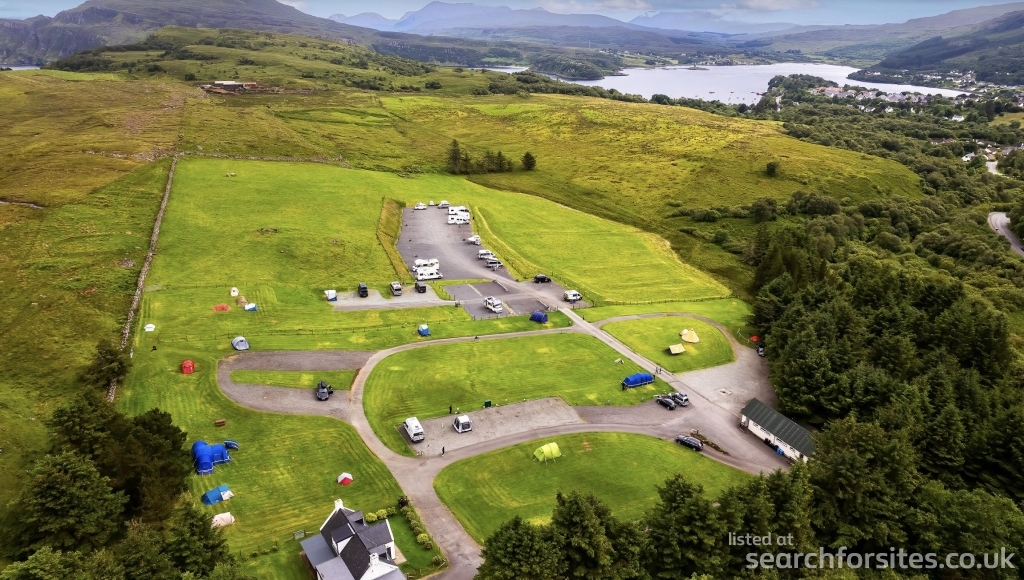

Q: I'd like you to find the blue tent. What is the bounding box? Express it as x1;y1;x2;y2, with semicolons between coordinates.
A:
530;311;549;324
224;440;240;450
192;440;231;475
201;484;233;506
621;373;655;389
418;324;430;337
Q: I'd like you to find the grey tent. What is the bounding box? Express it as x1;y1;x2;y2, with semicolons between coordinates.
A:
231;336;250;351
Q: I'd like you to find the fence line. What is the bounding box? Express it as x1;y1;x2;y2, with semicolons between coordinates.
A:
108;154;180;402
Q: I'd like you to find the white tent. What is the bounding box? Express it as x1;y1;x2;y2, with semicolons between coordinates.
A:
229;287;239;297
144;324;156;332
325;289;338;301
211;512;235;528
231;336;250;351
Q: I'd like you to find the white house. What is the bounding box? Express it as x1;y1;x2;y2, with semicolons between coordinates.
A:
963;152;977;162
300;499;404;580
740;398;814;463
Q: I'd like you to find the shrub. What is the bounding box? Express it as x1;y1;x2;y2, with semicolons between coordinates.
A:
411;522;423;533
691;209;720;223
365;512;378;523
183;72;196;81
713;230;730;244
425;80;442;89
766;160;781;176
424;541;434;551
250;551;258;558
376;509;388;520
432;555;445;567
386;507;397;517
416;533;430;545
751;197;778;223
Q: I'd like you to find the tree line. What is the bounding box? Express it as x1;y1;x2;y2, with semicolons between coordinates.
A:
447;140;535;175
477;419;1024;579
0;341;250;580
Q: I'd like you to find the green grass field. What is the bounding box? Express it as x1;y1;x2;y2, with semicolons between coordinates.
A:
229;370;357;389
434;432;750;542
601;316;734;373
119;343;441;578
364;334;672;455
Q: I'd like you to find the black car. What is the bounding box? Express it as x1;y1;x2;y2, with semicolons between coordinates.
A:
534;274;552;283
675;435;703;451
656;396;676;410
415;282;427;294
315;380;334;401
358;283;369;298
669;392;690;407
756;344;766;358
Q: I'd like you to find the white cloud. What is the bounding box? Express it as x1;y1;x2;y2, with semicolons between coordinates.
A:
540;0;653;13
733;0;818;11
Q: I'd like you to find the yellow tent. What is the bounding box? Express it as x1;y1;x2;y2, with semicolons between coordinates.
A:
680;328;700;344
668;344;685;355
534;442;563;462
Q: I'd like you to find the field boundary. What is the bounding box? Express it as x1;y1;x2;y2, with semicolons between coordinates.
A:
109;154;180;401
377;197;414;284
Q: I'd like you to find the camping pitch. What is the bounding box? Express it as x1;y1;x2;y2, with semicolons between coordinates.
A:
534;442;562;463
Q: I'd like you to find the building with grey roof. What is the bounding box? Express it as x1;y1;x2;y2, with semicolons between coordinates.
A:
740;398;814;462
300;499;404;580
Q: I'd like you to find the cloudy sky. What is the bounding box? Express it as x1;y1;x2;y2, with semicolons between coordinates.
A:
0;0;1018;24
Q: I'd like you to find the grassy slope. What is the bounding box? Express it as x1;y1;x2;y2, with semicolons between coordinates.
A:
601;316;734;373
363;334;673;455
434;432;750;542
118;343;440;578
229;370;356;389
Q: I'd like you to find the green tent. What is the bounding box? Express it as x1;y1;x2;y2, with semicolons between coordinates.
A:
533;442;562;462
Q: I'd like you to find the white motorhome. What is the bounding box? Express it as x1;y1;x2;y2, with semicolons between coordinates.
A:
448;215;470;225
465;235;481;245
477;249;494;260
484;296;504;313
404;417;425;442
453;415;473;433
447;206;468;215
415;268;443;281
412;258;440;270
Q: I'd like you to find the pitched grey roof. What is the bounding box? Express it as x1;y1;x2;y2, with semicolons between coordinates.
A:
340;534;373;580
317;557;356;580
358;521;394;551
742;398;815;457
300;534;336;567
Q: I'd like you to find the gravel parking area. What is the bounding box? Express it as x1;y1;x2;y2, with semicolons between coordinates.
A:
398;207;514;282
398;398;583;455
331;286;454;311
222;350;373;371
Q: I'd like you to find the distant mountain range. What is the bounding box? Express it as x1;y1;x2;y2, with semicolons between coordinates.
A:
331;2;654;34
628;12;797;35
0;0;375;64
857;9;1024;85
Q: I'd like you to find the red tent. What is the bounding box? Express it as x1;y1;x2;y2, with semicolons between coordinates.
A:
182;360;195;374
337;472;353;486
750;335;760;343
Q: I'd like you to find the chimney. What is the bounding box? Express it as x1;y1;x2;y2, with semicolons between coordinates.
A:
334;498;345;512
368;552;379;566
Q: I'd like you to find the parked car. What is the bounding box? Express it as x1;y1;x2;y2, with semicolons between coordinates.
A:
756;344;766;357
465;235;481;245
315;381;334;401
485;258;503;269
357;283;369;298
477;250;494;260
534;274;551;283
415;281;427;293
414;202;427;210
453;415;473;433
390;281;402;296
675;435;703;451
564;290;582;302
428;200;435;206
656;396;677;410
439;200;450;208
484;296;504;314
669;392;690;407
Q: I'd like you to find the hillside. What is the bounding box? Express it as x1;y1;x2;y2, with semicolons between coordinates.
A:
739;2;1024;65
855;10;1024;85
0;0;375;65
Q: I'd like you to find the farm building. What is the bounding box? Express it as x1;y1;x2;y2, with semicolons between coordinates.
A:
740;398;814;462
300;499;403;580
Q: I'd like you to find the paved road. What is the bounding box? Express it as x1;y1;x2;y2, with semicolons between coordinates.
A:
988;212;1024;258
216;311;789;580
